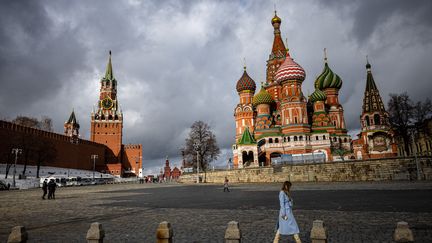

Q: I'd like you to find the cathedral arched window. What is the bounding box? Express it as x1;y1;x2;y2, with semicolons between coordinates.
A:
294;136;298;141
374;114;380;125
323;135;326;140
299;136;303;141
316;136;319;140
269;138;273;143
287;137;291;142
284;137;286;142
365;116;370;126
344;138;347;143
275;138;279;143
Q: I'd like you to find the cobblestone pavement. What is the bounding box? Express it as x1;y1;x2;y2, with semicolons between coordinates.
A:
0;181;432;242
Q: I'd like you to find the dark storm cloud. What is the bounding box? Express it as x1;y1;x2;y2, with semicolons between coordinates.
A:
320;0;432;45
1;0;431;174
0;1;88;115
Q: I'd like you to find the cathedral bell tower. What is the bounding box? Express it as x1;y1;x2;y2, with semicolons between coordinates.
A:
90;51;123;163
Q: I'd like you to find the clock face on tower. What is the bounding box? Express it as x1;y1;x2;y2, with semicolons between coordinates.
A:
101;97;113;109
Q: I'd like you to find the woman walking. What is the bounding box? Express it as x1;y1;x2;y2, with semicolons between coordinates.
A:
274;181;301;243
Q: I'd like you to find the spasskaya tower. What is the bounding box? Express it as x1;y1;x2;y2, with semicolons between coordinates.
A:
90;51;123;163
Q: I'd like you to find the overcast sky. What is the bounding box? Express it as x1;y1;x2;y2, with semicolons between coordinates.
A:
1;0;431;174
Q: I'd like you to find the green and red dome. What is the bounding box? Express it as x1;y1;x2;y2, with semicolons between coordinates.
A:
314;61;342;90
253;87;274;106
236;68;256;92
309;89;327;103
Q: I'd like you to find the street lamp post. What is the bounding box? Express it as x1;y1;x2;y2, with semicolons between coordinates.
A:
410;132;421;180
11;148;22;188
91;155;98;181
193;142;201;184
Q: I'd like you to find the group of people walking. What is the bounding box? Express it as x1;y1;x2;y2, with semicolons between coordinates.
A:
41;179;57;200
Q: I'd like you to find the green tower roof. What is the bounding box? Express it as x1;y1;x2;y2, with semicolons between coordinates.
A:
104;51;115;81
314;49;342;90
309;89;327;103
238;127;256;145
253;87;274;106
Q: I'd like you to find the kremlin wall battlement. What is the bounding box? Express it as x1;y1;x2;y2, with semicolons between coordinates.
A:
179;157;432;183
0;120;107;171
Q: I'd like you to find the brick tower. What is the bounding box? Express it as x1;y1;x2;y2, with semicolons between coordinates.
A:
234;66;256;140
353;58;397;159
90;51;123;163
265;11;287;108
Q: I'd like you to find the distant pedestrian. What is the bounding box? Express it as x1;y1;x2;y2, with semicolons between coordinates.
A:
47;179;57;200
7;183;10;190
42;179;48;199
273;181;301;243
223;177;230;192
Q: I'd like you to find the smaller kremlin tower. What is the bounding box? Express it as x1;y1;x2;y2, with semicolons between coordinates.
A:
64;110;80;143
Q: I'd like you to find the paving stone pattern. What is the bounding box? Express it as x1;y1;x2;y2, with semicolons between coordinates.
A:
0;182;431;242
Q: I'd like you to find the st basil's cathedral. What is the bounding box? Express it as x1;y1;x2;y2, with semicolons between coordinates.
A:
232;12;397;168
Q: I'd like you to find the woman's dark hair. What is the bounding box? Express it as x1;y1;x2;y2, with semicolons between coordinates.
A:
281;181;292;198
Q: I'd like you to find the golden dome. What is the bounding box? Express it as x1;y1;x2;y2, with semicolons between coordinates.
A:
271;11;281;25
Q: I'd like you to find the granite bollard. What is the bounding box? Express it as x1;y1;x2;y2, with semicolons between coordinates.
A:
7;226;28;243
394;221;414;242
156;221;173;243
225;221;241;243
310;220;327;243
86;222;105;243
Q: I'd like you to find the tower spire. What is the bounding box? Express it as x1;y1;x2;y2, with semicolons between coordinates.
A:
366;55;371;71
243;57;247;71
324;48;328;63
104;50;114;80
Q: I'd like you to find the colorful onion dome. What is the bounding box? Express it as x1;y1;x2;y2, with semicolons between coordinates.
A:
271;11;281;25
253;87;274;106
275;52;306;83
314;49;342;90
236;67;256;92
309;89;327;103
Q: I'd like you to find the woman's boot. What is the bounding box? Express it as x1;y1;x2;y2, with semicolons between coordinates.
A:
294;233;302;243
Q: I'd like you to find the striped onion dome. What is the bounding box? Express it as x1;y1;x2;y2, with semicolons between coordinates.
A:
309;89;327;103
236;68;256;92
275;52;306;83
314;60;342;90
253;87;274;106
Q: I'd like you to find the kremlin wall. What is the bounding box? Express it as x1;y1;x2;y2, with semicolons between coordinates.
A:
0;120;107;172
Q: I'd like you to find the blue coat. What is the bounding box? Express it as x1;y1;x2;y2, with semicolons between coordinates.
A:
277;191;300;235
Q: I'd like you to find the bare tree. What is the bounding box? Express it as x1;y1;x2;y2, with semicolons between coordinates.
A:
11;115;53;131
388;93;432;156
35;140;57;178
39;116;53;132
388;93;413;155
12;116;39;128
413;98;432;125
183;121;220;181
